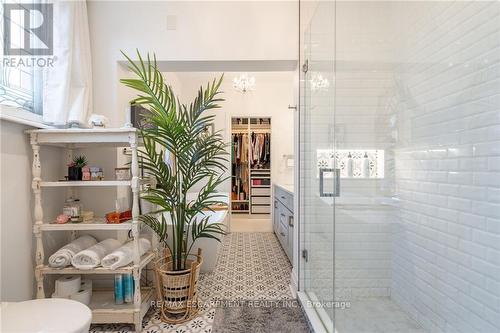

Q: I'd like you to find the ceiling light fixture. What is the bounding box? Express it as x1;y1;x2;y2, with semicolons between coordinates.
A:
233;73;256;93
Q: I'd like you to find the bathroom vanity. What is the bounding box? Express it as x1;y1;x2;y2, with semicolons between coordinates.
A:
273;184;294;262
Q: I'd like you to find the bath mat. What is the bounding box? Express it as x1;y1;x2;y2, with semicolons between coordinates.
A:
212;300;312;333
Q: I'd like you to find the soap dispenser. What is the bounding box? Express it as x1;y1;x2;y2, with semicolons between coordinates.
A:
362;152;370;178
346;152;353;178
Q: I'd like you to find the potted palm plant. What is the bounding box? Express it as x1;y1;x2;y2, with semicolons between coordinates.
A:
120;51;228;323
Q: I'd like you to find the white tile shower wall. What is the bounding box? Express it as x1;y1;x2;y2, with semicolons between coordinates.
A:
392;2;500;332
335;206;395;300
333;1;397;301
333;69;396;300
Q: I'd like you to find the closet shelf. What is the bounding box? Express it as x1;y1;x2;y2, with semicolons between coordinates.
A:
251;185;270;188
37;219;134;231
90;287;155;324
37;251;155;275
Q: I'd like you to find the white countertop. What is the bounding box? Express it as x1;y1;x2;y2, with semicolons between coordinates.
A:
274;183;294;195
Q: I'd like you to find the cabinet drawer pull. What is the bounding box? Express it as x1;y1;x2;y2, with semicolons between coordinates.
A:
288;216;294;227
280;232;286;237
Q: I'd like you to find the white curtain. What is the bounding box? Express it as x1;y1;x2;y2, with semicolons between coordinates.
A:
43;0;92;126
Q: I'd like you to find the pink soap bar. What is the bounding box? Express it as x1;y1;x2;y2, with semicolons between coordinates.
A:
56;214;70;224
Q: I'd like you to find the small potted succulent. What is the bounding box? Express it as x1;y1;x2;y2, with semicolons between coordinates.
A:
68;155;88;181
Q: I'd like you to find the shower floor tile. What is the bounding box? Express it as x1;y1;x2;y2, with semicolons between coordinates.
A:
335;298;427;333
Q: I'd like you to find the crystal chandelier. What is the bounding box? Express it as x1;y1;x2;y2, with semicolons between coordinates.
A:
310;72;330;91
232;73;256;93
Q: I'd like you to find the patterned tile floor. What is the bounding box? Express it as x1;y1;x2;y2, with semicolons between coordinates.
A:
90;232;292;333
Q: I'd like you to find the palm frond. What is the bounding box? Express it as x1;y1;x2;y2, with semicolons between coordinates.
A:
139;214;168;244
121;50;228;271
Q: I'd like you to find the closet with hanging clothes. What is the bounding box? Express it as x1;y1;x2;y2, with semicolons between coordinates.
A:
231;117;271;214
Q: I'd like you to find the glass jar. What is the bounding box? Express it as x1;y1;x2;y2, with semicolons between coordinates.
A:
63;198;83;223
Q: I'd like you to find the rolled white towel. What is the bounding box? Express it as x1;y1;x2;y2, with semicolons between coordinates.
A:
48;235;97;268
101;238;151;270
71;238;122;270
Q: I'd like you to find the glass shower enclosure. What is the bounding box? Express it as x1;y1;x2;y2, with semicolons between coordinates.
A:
299;1;500;332
299;0;336;331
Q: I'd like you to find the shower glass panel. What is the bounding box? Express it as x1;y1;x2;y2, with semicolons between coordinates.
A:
333;2;500;333
301;1;500;332
300;1;336;331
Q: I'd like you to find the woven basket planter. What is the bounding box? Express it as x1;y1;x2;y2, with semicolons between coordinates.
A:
154;248;203;324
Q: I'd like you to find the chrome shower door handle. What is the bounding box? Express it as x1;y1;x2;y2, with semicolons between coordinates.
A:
319;168;341;197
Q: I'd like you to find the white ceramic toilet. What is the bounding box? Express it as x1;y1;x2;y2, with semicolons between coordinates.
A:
1;298;92;333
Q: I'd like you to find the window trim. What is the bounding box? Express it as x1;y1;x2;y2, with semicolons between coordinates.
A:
0;105;52;128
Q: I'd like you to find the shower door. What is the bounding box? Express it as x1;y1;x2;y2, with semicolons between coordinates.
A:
300;1;336;331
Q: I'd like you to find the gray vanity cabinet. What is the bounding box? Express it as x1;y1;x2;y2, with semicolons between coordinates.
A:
273;185;294;262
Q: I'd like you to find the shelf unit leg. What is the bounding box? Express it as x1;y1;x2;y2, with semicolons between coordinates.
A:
133;312;142;333
133;269;142;306
130;134;144;331
35;268;45;299
130;138;141;264
31;134;46;299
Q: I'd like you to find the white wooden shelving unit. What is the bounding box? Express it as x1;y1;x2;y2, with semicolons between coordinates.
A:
27;128;157;332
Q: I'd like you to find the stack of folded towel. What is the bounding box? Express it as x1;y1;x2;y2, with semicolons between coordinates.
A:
48;236;151;270
102;238;151;269
48;235;97;268
71;238;123;270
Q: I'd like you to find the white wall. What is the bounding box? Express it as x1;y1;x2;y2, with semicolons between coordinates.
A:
163;71;295;190
0;120;66;301
87;0;298;127
391;2;500;332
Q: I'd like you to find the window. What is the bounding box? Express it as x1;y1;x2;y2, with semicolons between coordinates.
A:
0;2;43;118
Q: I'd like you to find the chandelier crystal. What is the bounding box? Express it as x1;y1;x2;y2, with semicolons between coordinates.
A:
233;73;256;93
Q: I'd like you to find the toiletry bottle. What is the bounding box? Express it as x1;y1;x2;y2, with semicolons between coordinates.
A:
114;274;124;304
123;273;134;303
346;152;353;178
362;152;370;178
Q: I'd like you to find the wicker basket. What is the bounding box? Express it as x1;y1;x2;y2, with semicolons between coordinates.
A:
154;248;203;324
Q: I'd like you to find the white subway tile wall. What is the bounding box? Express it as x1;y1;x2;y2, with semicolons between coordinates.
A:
333;1;399;305
300;1;499;332
392;2;500;332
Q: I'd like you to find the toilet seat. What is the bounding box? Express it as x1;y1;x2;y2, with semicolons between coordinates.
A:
1;298;92;333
